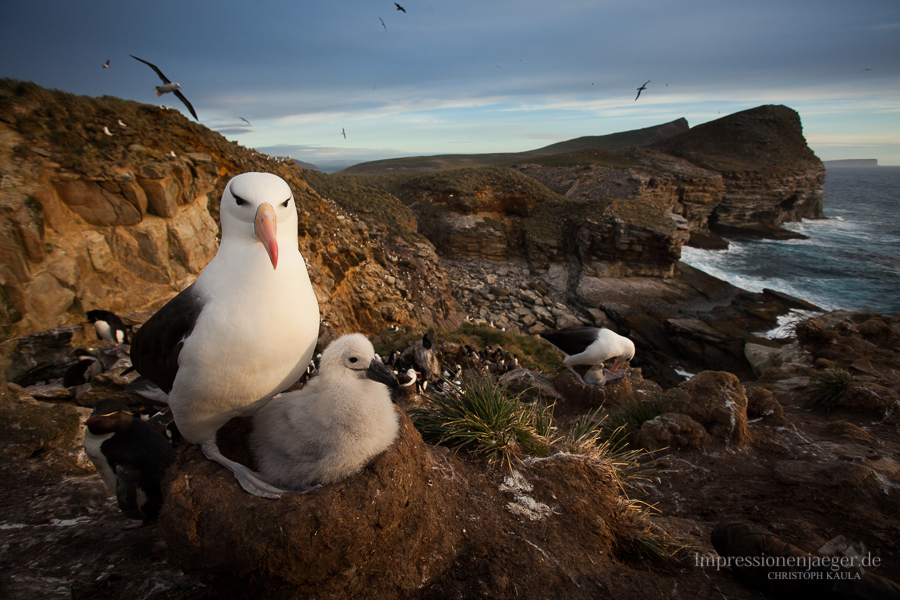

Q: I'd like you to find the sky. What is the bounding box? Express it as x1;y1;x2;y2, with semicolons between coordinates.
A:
1;1;898;172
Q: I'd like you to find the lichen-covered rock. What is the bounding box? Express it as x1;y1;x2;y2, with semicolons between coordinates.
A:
636;413;708;451
657;371;749;446
745;386;788;425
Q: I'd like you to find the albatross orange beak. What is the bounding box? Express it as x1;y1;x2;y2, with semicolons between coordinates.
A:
254;203;278;269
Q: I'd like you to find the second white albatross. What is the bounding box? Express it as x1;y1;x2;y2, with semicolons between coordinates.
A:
130;172;320;498
540;326;635;386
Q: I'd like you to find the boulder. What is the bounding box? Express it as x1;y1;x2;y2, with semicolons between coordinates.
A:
656;371;749;446
744;386;788;425
636;413;708;451
837;382;900;420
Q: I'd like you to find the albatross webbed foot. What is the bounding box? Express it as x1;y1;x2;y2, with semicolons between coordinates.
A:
201;442;290;499
567;365;589;386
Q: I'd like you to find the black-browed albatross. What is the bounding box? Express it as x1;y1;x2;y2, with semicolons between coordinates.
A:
540;326;635;386
130;55;199;121
130;172;320;498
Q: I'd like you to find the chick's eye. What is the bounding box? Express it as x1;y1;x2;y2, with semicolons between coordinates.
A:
282;198;291;208
348;356;358;364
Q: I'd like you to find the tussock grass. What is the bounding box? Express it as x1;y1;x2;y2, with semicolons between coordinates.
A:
603;397;660;446
617;502;692;570
409;372;554;467
807;367;856;412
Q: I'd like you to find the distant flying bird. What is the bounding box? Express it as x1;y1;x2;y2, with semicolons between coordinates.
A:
395;3;406;12
342;128;346;139
117;119;127;127
862;68;873;72
635;80;650;101
130;55;199;121
241;117;251;125
380;17;386;30
102;59;110;69
103;126;113;136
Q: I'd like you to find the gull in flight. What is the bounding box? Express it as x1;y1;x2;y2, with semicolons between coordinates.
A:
395;3;406;13
380;17;386;30
102;59;110;69
342;128;346;139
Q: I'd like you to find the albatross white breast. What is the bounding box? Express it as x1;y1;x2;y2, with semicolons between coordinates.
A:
130;172;320;498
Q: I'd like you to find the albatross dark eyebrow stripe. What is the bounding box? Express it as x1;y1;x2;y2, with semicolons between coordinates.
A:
233;193;247;206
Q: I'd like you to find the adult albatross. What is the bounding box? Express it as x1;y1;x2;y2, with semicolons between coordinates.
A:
540;326;635;386
130;172;320;498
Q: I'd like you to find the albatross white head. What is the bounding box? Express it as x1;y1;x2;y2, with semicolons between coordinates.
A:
219;172;299;270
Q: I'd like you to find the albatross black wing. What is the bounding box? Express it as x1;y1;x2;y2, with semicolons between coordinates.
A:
130;55;172;84
130;282;205;394
539;327;600;357
173;89;198;120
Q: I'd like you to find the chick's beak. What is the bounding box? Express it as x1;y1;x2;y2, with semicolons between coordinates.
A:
366;358;400;388
254;203;278;269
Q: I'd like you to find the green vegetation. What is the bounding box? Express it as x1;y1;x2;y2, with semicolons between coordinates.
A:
807;367;856;412
522;148;645;170
409;372;554;467
439;322;563;373
603;397;660;446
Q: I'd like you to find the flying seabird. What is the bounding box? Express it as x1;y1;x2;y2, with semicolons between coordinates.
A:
117;119;127;127
635;80;650;101
380;17;386;30
85;310;131;346
83;399;176;526
240;117;251;125
102;59;110;69
103;126;113;136
130;55;199;121
342;128;346;139
250;334;399;491
540;326;635;386
395;3;406;13
130;172;320;498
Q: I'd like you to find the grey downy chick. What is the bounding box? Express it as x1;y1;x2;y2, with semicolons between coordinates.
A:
250;334;399;492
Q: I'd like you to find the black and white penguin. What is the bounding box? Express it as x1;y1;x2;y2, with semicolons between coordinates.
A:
85;310;132;346
63;349;102;387
83;398;176;525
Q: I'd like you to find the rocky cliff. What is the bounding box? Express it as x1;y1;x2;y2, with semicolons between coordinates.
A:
650;104;825;238
0;80;461;340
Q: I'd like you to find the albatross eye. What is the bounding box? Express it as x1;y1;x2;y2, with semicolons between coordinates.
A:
234;194;247;206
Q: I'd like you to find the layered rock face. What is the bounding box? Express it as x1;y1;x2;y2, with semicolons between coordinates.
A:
0;81;462;339
651;104;825;236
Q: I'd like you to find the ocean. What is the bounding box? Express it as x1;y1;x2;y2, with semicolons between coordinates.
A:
681;166;900;316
